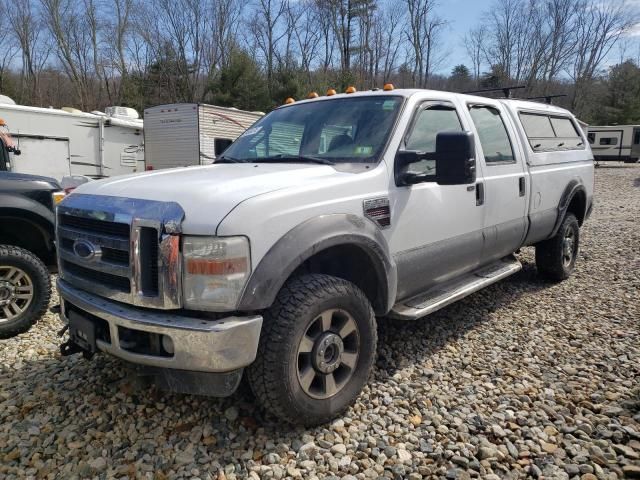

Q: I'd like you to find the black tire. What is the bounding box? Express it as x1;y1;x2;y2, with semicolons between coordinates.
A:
0;245;51;339
247;274;377;426
535;213;580;281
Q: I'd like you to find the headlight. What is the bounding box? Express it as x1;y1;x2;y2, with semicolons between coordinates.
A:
182;236;251;311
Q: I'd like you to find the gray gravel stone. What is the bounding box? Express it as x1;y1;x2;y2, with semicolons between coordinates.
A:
0;166;639;480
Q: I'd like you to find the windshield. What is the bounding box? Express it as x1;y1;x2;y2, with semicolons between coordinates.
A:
221;95;403;164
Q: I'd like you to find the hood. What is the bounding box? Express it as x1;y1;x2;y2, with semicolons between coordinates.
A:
73;163;349;234
0;172;60;191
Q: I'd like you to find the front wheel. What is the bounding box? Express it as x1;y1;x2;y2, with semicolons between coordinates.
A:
0;245;51;339
247;274;377;426
535;213;580;281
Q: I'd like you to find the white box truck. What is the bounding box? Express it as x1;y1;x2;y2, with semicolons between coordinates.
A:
0;97;144;181
143;103;263;170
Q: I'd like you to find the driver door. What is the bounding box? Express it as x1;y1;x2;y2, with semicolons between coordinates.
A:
390;100;485;300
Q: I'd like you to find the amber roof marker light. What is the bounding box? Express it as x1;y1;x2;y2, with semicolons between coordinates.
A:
383;83;395;91
307;92;319;99
345;86;357;94
326;88;337;96
284;97;295;105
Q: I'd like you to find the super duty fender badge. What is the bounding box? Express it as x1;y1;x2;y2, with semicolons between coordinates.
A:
363;197;391;229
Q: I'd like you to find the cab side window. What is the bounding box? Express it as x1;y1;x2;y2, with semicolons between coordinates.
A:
404;105;463;176
469;106;515;164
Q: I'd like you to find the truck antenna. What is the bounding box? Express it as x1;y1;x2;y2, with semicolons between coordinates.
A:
462;85;526;99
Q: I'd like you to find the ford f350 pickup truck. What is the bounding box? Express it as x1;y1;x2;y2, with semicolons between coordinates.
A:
56;88;593;425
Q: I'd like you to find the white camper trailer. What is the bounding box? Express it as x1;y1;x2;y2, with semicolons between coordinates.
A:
587;125;640;163
144;103;263;170
0;97;144;180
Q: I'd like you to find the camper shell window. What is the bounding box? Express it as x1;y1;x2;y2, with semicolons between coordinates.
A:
634;130;640;145
600;137;618;146
519;112;583;152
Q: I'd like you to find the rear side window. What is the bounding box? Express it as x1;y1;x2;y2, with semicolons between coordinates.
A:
469;106;515;164
634;131;640;145
519;112;583;151
600;137;618;146
587;132;595;144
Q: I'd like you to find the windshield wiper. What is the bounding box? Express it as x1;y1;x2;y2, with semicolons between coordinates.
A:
252;154;335;165
216;155;246;163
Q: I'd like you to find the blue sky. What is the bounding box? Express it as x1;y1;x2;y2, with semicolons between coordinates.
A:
436;0;487;74
433;0;640;75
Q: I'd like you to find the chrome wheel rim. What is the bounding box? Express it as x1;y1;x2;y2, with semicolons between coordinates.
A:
562;228;575;267
0;267;34;323
296;309;359;399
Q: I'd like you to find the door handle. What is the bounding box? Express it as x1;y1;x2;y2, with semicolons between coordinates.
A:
519;177;525;197
476;182;484;206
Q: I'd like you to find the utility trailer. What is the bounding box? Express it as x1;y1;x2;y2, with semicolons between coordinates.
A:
587;125;640;163
144;103;263;170
0;97;145;181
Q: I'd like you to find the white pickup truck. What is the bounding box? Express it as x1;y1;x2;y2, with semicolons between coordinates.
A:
56;88;593;425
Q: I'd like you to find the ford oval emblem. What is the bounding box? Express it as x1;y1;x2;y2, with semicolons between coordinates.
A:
73;239;101;261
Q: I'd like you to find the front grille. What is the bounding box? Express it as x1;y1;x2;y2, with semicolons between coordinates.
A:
59;215;130;238
62;260;131;292
102;248;129;265
56;194;184;309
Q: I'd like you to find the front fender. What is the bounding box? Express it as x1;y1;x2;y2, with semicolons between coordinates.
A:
0;193;55;226
237;214;397;314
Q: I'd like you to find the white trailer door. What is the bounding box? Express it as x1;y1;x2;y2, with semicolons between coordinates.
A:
11;136;70;180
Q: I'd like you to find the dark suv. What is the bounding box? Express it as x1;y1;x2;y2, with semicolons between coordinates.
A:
0;140;61;338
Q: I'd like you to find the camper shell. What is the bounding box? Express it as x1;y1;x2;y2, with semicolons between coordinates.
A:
144;103;263;170
0;101;145;181
587;125;640;163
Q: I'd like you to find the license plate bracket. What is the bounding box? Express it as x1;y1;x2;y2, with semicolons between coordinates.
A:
68;311;97;354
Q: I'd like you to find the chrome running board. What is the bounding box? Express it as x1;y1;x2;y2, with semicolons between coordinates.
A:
390;256;522;320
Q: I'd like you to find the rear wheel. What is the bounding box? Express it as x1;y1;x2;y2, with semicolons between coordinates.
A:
535;213;580;281
247;274;377;426
0;246;51;339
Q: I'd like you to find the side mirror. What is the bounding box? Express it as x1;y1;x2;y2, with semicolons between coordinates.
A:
435;131;476;185
394;150;431;186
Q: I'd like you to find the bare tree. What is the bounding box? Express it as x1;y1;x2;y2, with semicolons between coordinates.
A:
250;0;288;94
101;0;134;104
313;0;337;73
290;2;322;83
540;0;579;85
404;0;447;88
8;0;51;105
0;2;19;93
465;26;486;86
40;0;101;109
570;0;637;111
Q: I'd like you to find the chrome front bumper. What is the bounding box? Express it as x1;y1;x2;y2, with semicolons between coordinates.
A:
58;279;263;373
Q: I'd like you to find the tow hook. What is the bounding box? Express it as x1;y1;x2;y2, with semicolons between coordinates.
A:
59;339;94;360
57;324;69;337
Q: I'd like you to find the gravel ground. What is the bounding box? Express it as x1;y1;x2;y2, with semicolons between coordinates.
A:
1;165;639;480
